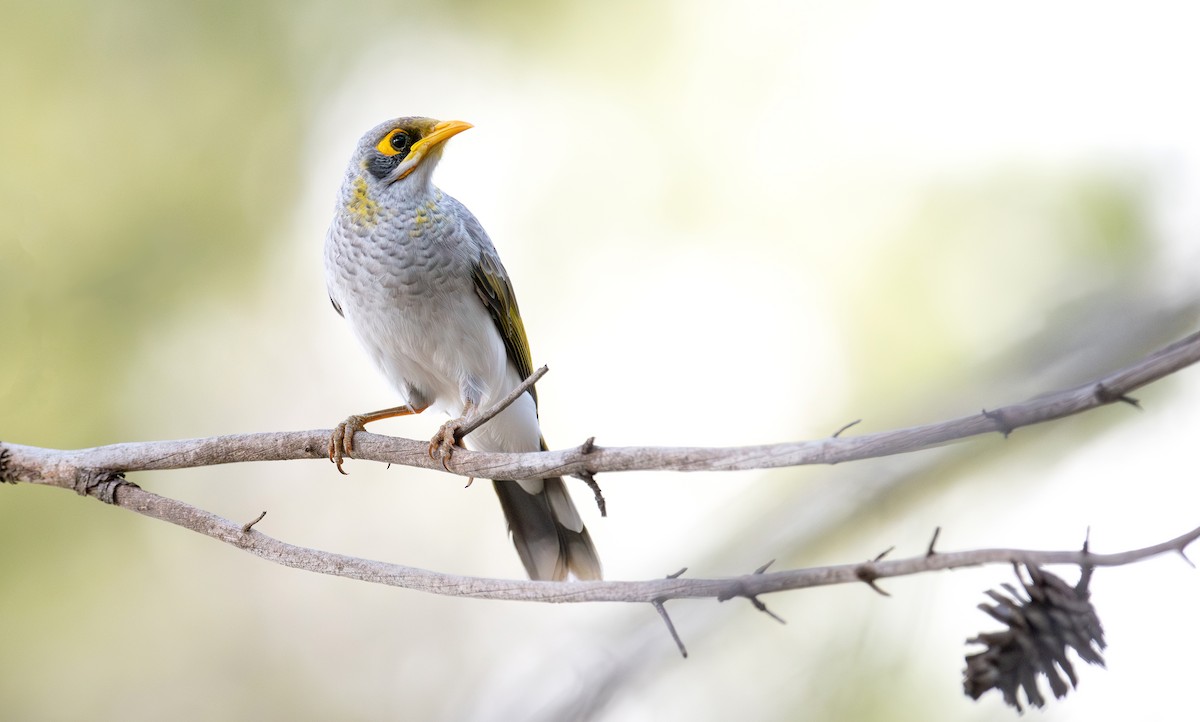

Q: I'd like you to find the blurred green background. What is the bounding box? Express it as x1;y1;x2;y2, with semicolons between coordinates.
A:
3;1;1199;720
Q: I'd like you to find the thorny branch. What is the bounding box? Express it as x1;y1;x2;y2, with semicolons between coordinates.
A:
1;329;1199;652
4;329;1199;483
4;448;1200;604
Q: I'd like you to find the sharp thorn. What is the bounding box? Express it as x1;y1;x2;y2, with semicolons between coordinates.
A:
926;526;941;557
652;601;688;658
749;595;787;624
865;579;891;597
1178;549;1196;569
831;419;862;438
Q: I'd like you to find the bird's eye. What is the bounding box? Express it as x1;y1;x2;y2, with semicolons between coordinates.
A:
376;129;411;157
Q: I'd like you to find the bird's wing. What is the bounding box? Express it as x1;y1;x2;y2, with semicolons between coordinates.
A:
463;213;538;407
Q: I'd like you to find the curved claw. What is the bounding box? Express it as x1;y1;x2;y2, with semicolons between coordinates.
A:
428;417;466;471
329;414;367;475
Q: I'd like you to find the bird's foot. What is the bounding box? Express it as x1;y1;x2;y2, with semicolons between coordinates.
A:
329;414;369;475
428;417;466;470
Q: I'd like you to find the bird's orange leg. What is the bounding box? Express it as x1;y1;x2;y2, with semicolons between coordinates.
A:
330;403;429;474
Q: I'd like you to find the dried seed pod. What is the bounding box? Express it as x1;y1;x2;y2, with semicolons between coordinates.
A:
963;564;1106;711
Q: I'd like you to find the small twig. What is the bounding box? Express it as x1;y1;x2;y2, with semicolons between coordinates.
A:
456;365;549;440
574;470;607;517
874;546;895;562
241;511;267;533
653;601;688;658
570;437;606;515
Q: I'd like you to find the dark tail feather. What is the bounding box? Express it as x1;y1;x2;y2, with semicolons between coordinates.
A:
493;478;601;581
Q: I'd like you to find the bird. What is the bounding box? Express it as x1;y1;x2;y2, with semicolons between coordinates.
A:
323;116;601;581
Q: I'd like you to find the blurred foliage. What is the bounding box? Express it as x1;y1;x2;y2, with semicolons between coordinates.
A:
1;0;305;445
844;171;1153;409
0;2;337;717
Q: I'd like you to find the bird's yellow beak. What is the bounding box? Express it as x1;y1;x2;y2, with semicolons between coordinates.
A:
395;119;472;181
414;120;473;153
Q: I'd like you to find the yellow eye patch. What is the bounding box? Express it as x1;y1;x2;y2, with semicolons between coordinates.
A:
376;129;412;157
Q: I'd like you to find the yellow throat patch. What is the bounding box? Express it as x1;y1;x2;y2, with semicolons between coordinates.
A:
345;176;378;225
